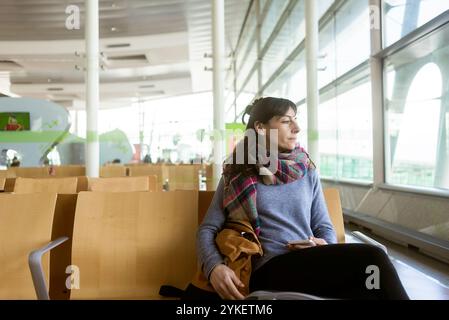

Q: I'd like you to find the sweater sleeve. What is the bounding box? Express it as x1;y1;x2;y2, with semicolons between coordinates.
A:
310;170;338;244
196;177;226;279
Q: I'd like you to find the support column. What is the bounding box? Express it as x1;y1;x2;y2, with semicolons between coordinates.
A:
434;57;449;188
212;0;226;189
138;99;145;162
85;0;100;177
305;0;319;167
74;109;79;136
0;72;11;96
369;0;385;186
256;0;262;96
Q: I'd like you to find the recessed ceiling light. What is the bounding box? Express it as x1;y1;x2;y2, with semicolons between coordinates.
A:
111;27;117;32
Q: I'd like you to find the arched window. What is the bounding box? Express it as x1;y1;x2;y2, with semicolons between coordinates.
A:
390;63;442;187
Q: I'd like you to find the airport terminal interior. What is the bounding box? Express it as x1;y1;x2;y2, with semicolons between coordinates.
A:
0;0;449;300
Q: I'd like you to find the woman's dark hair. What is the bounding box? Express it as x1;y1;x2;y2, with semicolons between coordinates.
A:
242;97;297;131
224;97;297;179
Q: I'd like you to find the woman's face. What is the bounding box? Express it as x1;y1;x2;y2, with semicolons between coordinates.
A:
256;107;300;152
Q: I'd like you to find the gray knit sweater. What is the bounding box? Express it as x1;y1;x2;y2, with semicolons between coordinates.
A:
197;169;337;279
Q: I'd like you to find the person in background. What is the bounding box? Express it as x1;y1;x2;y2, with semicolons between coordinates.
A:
10;156;20;167
143;154;152;164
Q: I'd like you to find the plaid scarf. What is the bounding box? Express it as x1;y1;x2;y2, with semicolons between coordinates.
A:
223;144;315;237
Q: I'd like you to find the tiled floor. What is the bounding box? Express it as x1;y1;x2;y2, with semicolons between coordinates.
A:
345;226;449;300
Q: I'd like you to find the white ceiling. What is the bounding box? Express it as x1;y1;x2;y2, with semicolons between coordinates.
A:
0;0;250;109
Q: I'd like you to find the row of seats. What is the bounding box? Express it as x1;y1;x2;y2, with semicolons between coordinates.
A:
2;165;85;179
1;176;159;193
0;190;202;299
0;179;344;299
1;164;212;191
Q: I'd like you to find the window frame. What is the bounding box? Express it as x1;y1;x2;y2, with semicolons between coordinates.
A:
377;5;449;196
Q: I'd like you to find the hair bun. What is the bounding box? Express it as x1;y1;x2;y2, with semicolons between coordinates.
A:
242;97;264;125
253;97;264;106
244;104;254;116
245;97;264;115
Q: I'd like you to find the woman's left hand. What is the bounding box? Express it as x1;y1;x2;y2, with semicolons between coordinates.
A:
309;236;327;246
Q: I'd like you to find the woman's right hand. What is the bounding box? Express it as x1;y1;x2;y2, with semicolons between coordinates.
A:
209;264;245;300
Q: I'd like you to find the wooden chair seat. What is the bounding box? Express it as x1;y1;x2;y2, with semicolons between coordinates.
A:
0;193;58;299
68;191;198;299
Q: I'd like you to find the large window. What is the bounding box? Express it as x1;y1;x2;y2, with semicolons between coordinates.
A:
229;0;342;123
224;0;449;248
319;81;373;181
236;37;258;90
317;0;372;181
235;3;258;89
231;0;373;182
264;51;306;103
260;0;290;49
384;23;449;190
383;0;449;47
261;0;305;83
234;72;258;122
319;0;370;88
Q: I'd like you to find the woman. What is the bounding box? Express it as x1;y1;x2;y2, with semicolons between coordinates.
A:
187;97;409;300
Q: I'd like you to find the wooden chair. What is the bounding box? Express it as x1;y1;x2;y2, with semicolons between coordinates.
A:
0;193;66;299
100;166;127;178
51;166;86;177
87;176;158;192
49;194;78;300
7;167;49;178
198;191;215;226
4;178;16;192
322;188;345;243
13;177;78;194
0;175;5;192
128;165;168;191
64;191;198;299
5;168;16;178
76;176;88;192
168;165;200;191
